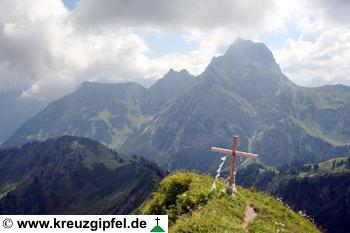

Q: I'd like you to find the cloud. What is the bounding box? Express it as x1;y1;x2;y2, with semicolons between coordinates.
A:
0;0;290;100
0;1;68;93
71;0;292;80
1;0;347;100
274;12;350;86
312;0;350;25
72;0;277;32
0;0;156;100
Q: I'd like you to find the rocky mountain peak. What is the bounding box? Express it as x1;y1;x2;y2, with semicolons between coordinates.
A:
208;39;281;73
225;39;280;70
163;68;192;80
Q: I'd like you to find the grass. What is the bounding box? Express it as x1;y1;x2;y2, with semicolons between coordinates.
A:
213;84;255;115
140;172;320;233
70;140;123;170
298;157;350;178
0;182;18;200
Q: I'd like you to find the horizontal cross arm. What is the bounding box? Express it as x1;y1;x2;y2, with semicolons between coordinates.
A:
236;150;258;159
210;146;258;159
211;147;231;154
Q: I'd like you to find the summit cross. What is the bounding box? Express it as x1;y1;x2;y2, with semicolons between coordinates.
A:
211;135;258;194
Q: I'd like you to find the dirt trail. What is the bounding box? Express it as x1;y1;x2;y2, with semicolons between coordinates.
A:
242;205;257;228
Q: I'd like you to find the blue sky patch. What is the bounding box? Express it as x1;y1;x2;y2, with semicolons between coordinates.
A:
261;23;300;49
143;33;199;58
62;0;77;10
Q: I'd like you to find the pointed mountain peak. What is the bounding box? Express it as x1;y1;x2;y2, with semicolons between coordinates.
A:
149;69;195;110
201;39;294;100
164;68;192;79
179;69;191;76
151;68;194;91
166;68;176;74
221;39;280;70
226;38;269;54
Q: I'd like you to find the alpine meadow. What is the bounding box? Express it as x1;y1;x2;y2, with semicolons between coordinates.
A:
0;1;350;233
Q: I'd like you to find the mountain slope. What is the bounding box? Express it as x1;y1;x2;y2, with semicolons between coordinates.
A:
122;39;350;170
254;85;350;165
139;172;320;233
2;69;195;150
149;68;195;111
2;82;151;149
3;39;350;171
270;158;350;233
0;136;163;214
237;157;350;233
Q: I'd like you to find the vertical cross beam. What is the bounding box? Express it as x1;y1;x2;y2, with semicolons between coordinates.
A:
211;135;258;195
226;135;238;194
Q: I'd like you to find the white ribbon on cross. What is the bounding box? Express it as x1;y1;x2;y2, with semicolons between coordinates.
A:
210;155;228;191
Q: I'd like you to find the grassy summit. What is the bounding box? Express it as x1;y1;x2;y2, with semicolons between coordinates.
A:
140;172;320;233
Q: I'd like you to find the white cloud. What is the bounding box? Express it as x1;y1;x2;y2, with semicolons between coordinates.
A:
0;0;159;100
0;0;291;100
0;0;348;100
311;0;350;25
274;2;350;86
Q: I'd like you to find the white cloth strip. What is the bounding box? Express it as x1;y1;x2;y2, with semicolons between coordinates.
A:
210;154;228;192
210;181;216;191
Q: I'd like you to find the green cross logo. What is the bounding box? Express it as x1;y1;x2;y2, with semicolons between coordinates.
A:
150;217;165;232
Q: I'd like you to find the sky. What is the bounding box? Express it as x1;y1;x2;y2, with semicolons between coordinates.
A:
0;0;349;100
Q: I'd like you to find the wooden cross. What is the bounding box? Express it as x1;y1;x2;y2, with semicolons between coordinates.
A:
210;135;258;194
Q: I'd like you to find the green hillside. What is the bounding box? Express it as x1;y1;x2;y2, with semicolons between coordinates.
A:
0;136;163;214
140;172;319;233
237;157;350;233
2;82;152;150
298;157;350;177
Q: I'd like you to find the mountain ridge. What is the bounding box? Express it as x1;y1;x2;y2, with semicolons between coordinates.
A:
3;39;350;172
121;39;350;170
0;136;163;214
